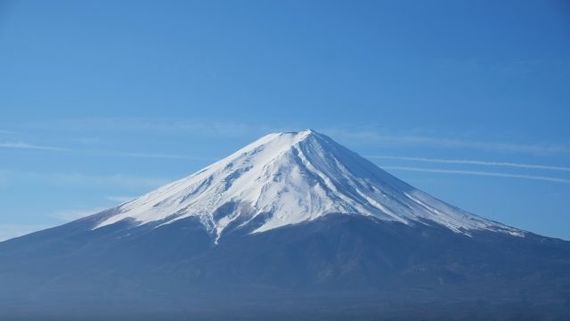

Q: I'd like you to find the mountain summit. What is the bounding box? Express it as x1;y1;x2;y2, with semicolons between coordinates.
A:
0;130;569;321
95;129;520;241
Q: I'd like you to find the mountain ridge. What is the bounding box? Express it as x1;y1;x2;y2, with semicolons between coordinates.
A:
90;129;522;243
1;130;568;321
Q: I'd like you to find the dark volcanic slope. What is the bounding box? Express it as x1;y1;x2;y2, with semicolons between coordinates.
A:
0;214;569;321
1;130;569;321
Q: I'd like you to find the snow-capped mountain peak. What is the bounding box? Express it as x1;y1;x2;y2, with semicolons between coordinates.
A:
94;129;522;240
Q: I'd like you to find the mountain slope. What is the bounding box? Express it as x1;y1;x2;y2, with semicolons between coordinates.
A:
0;130;568;321
94;129;521;240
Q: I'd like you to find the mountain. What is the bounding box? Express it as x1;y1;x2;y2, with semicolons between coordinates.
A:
97;129;521;239
0;130;569;321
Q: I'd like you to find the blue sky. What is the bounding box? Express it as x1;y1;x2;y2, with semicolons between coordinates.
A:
1;0;569;240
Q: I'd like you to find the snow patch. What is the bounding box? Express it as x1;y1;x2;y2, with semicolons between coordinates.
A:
93;129;524;240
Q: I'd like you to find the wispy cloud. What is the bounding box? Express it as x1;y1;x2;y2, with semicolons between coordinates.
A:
383;166;570;185
51;207;108;221
369;155;570;172
325;129;570;155
25;118;284;138
12;119;570;156
0;141;69;151
1;139;211;160
7;120;570;158
0;170;170;188
39;172;169;187
0;224;50;242
0;118;281;158
87;150;211;161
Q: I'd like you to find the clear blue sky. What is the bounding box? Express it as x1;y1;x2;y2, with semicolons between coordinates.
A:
1;0;569;240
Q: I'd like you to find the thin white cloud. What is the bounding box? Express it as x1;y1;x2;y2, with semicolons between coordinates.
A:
8;120;570;157
0;170;170;188
51;174;161;187
87;150;211;161
0;141;69;151
325;129;570;155
0;139;210;160
42;173;170;187
14;119;570;156
369;155;570;172
51;207;108;221
382;166;570;184
0;224;50;242
25;118;284;138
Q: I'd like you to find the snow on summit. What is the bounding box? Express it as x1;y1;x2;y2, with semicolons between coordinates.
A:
94;129;523;239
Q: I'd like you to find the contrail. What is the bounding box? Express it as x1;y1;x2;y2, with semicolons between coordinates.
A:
382;166;570;185
369;155;570;172
0;141;69;152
